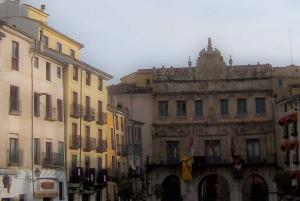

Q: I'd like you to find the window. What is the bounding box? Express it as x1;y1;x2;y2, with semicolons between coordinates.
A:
146;79;150;86
70;49;75;57
86;73;91;86
46;62;51;81
57;67;61;78
247;139;260;163
116;116;119;130
105;154;108;169
121;117;124;131
127;126;132;144
12;41;19;70
98;78;103;91
205;140;221;164
237;98;247;114
34;92;40;117
71;155;77;170
167;141;180;164
9;138;20;164
98;157;102;170
98;129;102;149
34;57;39;68
84;126;90;150
111;128;115;149
73;67;78;81
85;156;90;176
45;142;53;165
278;80;283;87
42;35;48;47
34;138;41;165
255;98;266;114
195;100;203;116
57;99;63;122
10;85;20;114
177;101;186;116
116;134;119;146
158;101;168;116
45;94;52;119
220;99;228;115
56;42;62;53
58;142;64;166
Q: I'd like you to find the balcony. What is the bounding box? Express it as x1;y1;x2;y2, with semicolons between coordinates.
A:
117;145;127;156
82;137;96;152
107;168;122;181
45;106;57;121
84;107;95;121
7;149;23;165
70;103;82;118
9;99;21;115
42;152;64;167
96;139;107;153
96;112;107;125
70;134;82;149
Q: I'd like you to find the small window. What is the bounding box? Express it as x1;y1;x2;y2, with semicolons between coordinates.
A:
237;98;247;114
98;78;103;91
220;99;228;115
146;79;150;86
10;85;20;114
86;73;91;86
116;116;119;130
46;62;51;81
255;98;266;114
57;67;61;78
42;35;48;47
158;101;168;116
177;101;186;116
195;100;203;116
34;92;41;117
12;41;19;70
56;42;62;53
296;69;298;73
70;49;75;57
73;67;78;81
278;80;283;87
34;57;39;68
57;99;63;122
34;138;41;165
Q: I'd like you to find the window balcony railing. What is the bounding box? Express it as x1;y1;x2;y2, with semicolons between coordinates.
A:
107;168;122;181
70;103;82;118
42;152;64;167
96;139;107;153
9;99;21;115
84;107;95;121
117;145;127;156
82;137;97;151
7;149;23;165
70;134;82;149
96;112;107;125
45;106;57;121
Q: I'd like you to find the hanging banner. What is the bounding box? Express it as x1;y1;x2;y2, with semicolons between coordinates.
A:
182;156;192;180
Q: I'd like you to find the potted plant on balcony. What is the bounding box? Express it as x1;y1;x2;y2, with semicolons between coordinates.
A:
152;183;164;201
118;180;133;201
273;169;292;201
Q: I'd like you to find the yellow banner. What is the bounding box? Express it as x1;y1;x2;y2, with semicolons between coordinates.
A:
182;156;192;180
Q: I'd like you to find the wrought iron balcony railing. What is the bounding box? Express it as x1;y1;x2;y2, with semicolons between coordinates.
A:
9;99;21;115
70;103;82;118
7;149;23;165
42;152;64;167
82;137;97;151
96;112;107;125
96;139;107;153
70;134;82;149
84;107;95;121
45;106;57;121
117;145;127;156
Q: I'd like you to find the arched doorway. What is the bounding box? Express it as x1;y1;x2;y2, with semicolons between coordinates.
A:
198;174;230;201
162;174;180;201
241;174;268;201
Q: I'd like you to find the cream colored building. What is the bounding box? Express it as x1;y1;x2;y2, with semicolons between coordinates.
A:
0;20;67;201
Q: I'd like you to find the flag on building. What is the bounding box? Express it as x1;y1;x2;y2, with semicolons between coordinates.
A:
209;136;214;157
231;136;235;158
190;137;194;156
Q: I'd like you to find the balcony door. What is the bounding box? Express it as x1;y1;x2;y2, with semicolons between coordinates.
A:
9;138;18;163
46;142;53;164
167;141;179;164
247;139;260;163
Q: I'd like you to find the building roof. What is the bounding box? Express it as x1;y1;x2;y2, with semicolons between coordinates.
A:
107;83;153;94
36;50;68;66
0;20;34;40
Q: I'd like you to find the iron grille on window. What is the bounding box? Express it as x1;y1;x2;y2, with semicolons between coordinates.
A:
84;107;95;121
70;103;83;118
96;112;107;125
96;139;107;153
70;134;82;149
42;152;64;167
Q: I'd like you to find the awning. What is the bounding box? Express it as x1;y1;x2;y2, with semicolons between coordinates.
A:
290;140;299;150
281;142;291;152
278;118;288;126
286;112;298;123
128;158;136;170
296;171;300;180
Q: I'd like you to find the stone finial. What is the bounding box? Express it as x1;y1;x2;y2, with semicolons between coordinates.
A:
207;38;213;52
229;54;233;66
188;56;192;67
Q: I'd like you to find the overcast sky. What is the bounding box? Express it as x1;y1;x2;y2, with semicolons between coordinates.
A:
22;0;300;84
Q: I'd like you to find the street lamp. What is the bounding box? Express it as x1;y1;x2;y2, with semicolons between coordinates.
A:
34;168;41;178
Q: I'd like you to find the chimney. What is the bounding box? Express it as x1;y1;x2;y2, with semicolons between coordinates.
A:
15;0;23;6
40;5;47;13
37;28;44;52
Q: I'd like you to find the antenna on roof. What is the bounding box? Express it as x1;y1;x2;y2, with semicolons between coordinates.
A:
289;27;294;65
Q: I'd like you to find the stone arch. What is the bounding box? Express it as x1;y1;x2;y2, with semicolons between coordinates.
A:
240;173;268;201
161;174;181;201
197;173;231;201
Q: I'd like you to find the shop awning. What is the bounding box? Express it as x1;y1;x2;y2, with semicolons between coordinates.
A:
286;112;298;123
278;117;288;126
290;140;299;150
281;142;291;152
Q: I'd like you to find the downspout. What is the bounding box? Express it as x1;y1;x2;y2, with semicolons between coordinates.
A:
112;110;118;176
30;39;37;197
79;69;84;167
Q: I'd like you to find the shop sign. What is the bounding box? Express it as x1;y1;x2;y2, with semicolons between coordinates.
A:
67;183;81;188
34;191;59;198
41;182;54;189
0;170;20;175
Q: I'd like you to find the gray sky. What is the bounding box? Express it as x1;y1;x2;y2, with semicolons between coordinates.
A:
23;0;300;84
